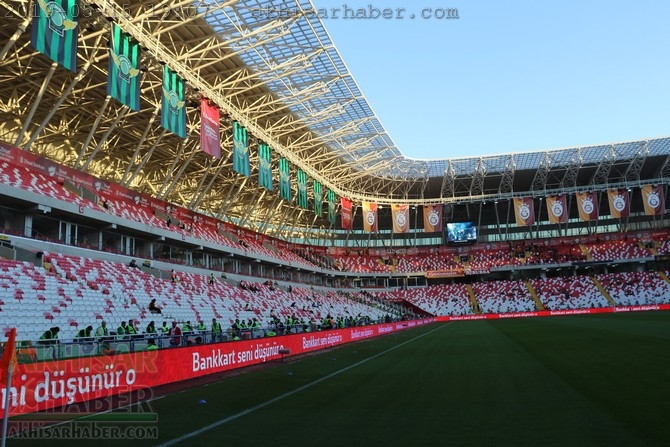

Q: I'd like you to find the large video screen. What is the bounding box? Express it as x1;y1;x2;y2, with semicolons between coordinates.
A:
447;222;477;244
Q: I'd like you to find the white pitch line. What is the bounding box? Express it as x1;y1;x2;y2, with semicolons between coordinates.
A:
157;324;450;447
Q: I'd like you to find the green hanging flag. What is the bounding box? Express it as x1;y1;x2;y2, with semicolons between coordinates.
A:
107;24;141;111
31;0;79;72
161;66;187;138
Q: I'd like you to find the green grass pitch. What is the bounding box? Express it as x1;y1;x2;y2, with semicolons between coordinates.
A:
10;312;670;446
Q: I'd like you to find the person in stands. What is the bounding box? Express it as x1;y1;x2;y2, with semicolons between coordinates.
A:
126;320;138;337
38;327;59;345
146;321;157;335
146;339;158;351
211;318;222;343
169;321;182;347
95;321;110;341
76;325;94;342
148;299;162;314
116;321;128;338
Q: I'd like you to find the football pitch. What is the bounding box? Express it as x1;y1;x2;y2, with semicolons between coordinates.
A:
9;312;670;446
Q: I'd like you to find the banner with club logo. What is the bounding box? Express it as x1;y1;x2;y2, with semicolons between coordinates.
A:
258;143;272;190
107;24;141;111
232;121;249;177
341;197;353;230
392;204;409;233
576;191;598;221
513;197;535;226
607;188;630;218
423;204;443;232
313;180;323;216
31;0;79;72
641;185;665;216
279;157;291;200
161;66;186;138
546;195;568;224
297;169;308;209
362;202;378;232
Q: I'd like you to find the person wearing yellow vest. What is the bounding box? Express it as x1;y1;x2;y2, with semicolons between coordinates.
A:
126;321;138;337
211;318;222;342
38;327;59;345
116;321;128;338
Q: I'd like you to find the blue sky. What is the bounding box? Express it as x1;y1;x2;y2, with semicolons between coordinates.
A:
313;0;670;159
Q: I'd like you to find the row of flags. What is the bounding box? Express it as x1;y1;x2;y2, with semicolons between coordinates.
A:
342;186;665;233
340;202;445;233
29;6;338;223
31;3;188;137
514;186;665;226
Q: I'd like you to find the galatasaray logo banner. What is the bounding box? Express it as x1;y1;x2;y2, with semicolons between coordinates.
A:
392;204;409;233
546;195;568;224
363;202;378;233
340;197;353;230
576;191;598;221
423;204;443;232
514;197;535;226
642;185;665;216
607;188;630;218
200;100;221;158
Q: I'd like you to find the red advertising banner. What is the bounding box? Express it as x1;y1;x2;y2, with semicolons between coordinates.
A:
0;320;435;418
437;304;670;322
641;185;665;216
362;201;378;233
200;100;221;158
423;204;443;232
340;197;353;230
513;197;535;226
426;269;464;278
546;195;568;224
391;204;409;233
607;188;630;218
576;191;598;221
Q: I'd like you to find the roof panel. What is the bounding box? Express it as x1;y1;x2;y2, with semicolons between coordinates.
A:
200;0;670;180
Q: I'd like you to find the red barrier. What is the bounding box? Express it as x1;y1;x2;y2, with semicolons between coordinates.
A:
0;319;435;417
436;304;670;322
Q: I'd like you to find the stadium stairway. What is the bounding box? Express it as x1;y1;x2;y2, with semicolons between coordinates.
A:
579;244;593;261
642;241;657;255
590;276;616;306
524;279;545;310
466;284;480;313
658;271;670;285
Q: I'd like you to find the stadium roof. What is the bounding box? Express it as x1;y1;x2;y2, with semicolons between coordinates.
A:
1;0;669;238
